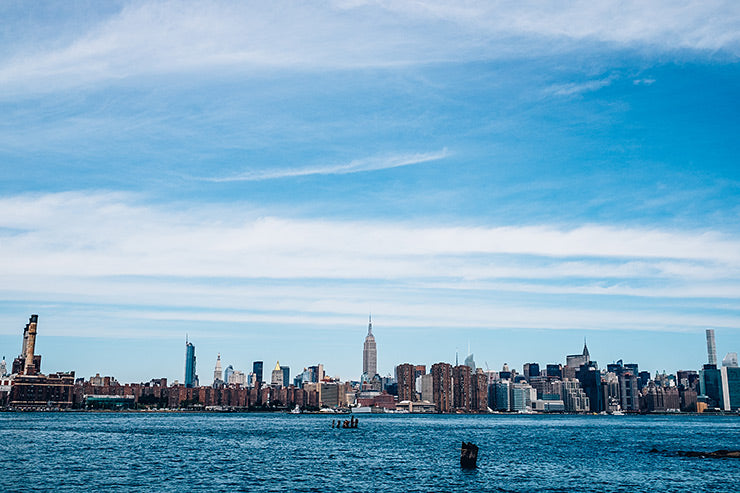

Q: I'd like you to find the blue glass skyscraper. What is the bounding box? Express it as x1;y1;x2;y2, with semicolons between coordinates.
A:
185;340;197;388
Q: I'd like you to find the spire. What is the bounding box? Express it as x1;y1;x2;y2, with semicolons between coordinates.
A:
274;360;281;371
367;314;373;335
583;338;590;360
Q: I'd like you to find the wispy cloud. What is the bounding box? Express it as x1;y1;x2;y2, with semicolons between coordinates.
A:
1;1;737;94
547;77;615;96
200;149;450;182
1;192;739;338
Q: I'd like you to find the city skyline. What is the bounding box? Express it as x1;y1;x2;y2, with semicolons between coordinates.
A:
1;2;740;382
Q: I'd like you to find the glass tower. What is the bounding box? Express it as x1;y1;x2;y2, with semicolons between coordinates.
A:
185;341;197;388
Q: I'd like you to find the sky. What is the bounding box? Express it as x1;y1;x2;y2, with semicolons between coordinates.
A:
1;1;739;384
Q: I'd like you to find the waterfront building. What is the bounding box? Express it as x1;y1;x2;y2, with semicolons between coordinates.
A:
562;379;589;412
395;363;416;402
281;366;290;388
699;364;723;409
706;329;717;366
362;315;377;378
319;381;341;408
184;340;197;388
720;366;740;411
576;362;605;413
253;361;264;384
213;354;223;387
510;383;531;411
431;362;452;413
8;315;75;409
618;371;639;411
452;365;472;411
420;373;433;403
271;361;284;388
489;380;510;411
471;370;488;412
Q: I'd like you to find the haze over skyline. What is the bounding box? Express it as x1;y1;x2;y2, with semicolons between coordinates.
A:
1;1;739;383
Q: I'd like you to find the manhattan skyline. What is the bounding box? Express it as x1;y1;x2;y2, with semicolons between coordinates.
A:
1;1;740;383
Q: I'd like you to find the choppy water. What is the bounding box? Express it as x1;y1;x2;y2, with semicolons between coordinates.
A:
1;412;739;492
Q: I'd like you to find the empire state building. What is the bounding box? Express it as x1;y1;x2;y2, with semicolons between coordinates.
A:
363;315;377;378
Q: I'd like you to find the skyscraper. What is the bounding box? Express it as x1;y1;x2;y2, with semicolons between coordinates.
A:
271;361;283;388
224;364;234;384
213;353;223;386
452;365;472;411
253;361;264;384
706;329;717;366
395;363;416;402
184;339;197;388
431;362;452;413
363;315;377;378
0;356;6;377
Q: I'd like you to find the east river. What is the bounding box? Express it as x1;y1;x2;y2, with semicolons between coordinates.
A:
1;412;739;492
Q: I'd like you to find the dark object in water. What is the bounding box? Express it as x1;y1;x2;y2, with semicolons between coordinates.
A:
460;441;478;468
332;417;359;429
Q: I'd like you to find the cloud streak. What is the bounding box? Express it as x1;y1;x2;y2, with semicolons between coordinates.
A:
1;1;737;94
1;192;739;338
200;149;450;182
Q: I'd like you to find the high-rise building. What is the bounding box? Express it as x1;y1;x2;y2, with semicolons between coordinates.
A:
224;365;234;384
213;354;223;386
184;340;197;388
720;366;740;411
431;362;452;413
619;372;639;411
363;315;377;378
452;365;472;411
271;361;284;388
471;370;488;412
723;353;739;368
699;364;723;409
281;366;290;388
463;346;476;371
566;340;590;369
0;356;6;377
420;373;433;403
576;362;605;412
706;329;717;366
523;363;540;380
253;361;264;384
395;363;416;402
489;380;510;411
546;364;562;379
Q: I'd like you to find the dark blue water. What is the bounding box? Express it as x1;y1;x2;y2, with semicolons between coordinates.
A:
1;412;739;492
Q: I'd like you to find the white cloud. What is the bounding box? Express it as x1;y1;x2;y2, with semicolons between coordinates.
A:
200;149;450;182
0;1;737;94
1;192;740;337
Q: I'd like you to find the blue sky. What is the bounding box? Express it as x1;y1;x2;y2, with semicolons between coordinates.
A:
1;1;739;383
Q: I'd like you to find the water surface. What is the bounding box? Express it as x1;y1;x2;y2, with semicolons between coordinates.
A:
1;413;738;492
